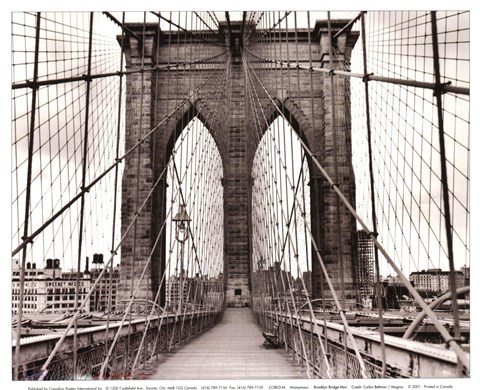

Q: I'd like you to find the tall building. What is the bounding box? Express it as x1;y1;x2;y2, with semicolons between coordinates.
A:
11;256;119;315
85;253;120;312
89;267;120;312
300;271;312;297
356;230;375;304
166;274;191;308
12;258;91;315
460;265;470;285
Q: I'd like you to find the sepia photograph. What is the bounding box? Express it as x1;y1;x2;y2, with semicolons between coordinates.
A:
8;6;472;385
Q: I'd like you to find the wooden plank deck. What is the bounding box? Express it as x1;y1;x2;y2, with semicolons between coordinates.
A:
143;308;308;380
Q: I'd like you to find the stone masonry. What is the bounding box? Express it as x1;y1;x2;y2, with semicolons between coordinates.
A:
117;19;360;307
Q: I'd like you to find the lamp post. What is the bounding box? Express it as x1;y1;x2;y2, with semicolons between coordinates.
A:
173;203;190;314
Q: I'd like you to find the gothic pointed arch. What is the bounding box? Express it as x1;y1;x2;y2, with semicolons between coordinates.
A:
161;98;227;167
247;95;320;177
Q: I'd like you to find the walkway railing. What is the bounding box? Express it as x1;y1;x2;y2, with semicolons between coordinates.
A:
258;310;465;378
13;309;221;380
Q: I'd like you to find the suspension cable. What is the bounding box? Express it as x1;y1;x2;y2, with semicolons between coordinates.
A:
244;50;469;369
243;49;469;96
360;11;386;377
12;65;226;258
13;11;41;382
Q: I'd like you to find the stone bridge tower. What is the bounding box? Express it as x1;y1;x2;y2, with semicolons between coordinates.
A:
117;18;360;307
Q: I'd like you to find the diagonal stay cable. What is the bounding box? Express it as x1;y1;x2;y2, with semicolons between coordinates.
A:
151;11;226;48
193;12;222;39
12;64;227;258
253;11;291;43
246;76;310;375
98;193;177;379
244;54;333;377
244;11;264;43
103;12;143;42
243;49;470;371
245;48;372;377
35;59;227;376
36;157;172;380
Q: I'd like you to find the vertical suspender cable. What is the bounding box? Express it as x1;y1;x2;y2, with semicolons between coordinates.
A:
148;13;161;363
244;53;367;376
360;12;386;378
73;12;94;378
430;11;460;342
13;11;41;382
171;13;183;344
185;11;196;339
178;11;189;334
244;51;330;376
106;10;126;362
294;11;316;375
162;13;173;353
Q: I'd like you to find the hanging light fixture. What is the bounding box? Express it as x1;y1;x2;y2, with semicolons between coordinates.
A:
172;203;191;314
173;203;191;242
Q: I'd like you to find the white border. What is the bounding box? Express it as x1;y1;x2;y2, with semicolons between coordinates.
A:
1;1;477;389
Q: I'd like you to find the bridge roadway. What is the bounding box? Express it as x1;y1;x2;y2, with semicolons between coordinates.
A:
139;308;307;380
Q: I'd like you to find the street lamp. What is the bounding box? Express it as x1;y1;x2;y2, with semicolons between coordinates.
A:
173;203;190;314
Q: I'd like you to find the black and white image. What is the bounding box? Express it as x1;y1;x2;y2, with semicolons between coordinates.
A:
10;10;470;382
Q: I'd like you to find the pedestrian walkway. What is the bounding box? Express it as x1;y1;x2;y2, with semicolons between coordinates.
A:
145;308;307;380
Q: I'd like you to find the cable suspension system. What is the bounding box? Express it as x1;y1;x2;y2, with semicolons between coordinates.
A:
243;10;469;376
11;10;469;380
